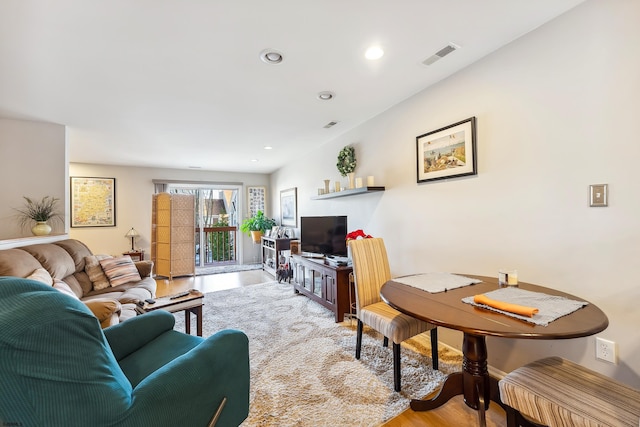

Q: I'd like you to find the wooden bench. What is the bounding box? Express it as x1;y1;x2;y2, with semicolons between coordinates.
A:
499;357;640;427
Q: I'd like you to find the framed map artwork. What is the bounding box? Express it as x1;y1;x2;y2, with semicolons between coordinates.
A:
247;186;266;218
70;177;116;227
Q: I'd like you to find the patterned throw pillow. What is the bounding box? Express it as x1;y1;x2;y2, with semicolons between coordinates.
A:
27;267;53;286
85;255;112;291
99;255;142;288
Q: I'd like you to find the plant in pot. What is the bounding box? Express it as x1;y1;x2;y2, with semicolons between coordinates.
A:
240;210;276;243
14;196;63;236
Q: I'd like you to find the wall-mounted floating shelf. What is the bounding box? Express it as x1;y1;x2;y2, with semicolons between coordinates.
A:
311;186;385;200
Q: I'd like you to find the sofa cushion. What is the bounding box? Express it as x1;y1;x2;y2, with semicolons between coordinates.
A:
62;273;90;298
27;268;53;286
99;256;142;287
52;280;80;300
54;239;94;273
20;243;76;279
85;255;112;291
0;248;42;278
116;280;156;303
82;276;156;303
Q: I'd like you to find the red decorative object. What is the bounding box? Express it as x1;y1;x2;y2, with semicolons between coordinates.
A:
346;229;372;241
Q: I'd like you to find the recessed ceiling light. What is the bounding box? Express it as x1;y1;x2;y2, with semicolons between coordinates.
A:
263;146;273;150
365;46;384;60
251;159;259;162
260;49;284;64
317;91;335;101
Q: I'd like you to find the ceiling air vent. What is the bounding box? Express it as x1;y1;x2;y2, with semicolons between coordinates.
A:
422;43;460;66
323;121;338;129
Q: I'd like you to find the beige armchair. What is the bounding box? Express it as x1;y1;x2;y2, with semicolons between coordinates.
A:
349;237;438;392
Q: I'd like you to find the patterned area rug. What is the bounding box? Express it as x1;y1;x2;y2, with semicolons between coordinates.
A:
173;281;462;427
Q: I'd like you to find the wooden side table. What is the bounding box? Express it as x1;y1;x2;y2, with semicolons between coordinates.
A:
135;290;204;336
123;250;144;261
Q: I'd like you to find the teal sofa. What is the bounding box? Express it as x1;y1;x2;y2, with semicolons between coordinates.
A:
0;277;250;427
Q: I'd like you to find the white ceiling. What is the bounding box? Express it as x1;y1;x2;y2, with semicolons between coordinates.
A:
0;0;585;174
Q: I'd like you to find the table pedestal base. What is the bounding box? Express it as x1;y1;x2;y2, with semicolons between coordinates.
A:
410;333;504;427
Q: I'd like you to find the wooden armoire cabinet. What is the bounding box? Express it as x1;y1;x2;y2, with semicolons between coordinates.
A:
151;193;195;279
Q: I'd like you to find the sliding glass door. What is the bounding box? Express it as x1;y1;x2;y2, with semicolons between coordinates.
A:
167;185;239;268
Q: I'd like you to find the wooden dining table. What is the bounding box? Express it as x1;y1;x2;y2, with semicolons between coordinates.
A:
380;274;609;427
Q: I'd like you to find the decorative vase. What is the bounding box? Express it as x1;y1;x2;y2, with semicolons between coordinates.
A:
348;172;355;189
323;179;330;194
32;221;52;236
250;230;263;244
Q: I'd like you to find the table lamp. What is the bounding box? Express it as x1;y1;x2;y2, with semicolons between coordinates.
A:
125;227;139;251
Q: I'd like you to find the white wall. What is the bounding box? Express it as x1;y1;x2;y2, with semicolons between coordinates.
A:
69;163;270;263
0;118;67;239
271;0;640;387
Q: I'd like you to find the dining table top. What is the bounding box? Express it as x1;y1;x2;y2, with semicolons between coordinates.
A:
381;274;609;340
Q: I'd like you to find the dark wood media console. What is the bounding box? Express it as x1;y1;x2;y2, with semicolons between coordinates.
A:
290;254;353;323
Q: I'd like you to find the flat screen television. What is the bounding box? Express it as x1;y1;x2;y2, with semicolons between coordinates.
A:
300;215;348;257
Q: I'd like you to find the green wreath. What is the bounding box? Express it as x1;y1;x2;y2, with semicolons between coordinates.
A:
336;146;356;177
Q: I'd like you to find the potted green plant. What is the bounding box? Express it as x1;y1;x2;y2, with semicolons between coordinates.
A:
14;196;63;236
240;210;276;243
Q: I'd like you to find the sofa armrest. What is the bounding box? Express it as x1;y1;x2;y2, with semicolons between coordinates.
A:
125;330;250;427
103;310;175;360
134;260;153;277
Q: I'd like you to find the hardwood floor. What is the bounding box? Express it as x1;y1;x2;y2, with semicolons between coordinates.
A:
380;394;506;427
154;269;273;297
157;270;507;427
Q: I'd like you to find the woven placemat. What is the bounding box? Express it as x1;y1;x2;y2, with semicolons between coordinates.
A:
462;287;588;326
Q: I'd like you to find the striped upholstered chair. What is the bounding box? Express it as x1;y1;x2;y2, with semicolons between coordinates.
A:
499;357;640;427
348;237;438;392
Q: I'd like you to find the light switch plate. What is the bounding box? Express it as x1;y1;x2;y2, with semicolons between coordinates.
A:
589;184;608;207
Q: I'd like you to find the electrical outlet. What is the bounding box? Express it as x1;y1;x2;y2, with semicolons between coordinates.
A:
596;337;617;363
